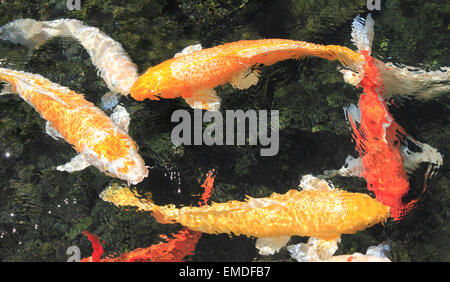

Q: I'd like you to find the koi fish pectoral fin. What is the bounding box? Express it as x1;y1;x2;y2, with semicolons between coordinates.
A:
110;105;130;132
287;237;341;262
45;121;63;140
229;68;260;90
255;236;291;256
321;155;364;179
299;174;334;191
56;153;91;172
0;82;14;95
184;88;221;111
174;43;202;57
100;91;120;110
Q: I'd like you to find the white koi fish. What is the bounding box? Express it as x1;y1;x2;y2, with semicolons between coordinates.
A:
0;18;139;108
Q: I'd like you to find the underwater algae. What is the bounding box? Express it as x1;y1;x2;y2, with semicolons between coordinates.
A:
0;0;448;262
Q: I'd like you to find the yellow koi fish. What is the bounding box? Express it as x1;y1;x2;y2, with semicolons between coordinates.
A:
100;175;389;255
0;68;148;185
130;39;365;110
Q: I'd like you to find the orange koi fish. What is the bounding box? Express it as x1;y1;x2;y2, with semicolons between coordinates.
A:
130;39;365;110
0;68;148;184
100;175;389;256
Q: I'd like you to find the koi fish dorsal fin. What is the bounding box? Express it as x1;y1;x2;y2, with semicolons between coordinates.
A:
287;237;341;262
110;105;130;132
298;174;334;191
184;89;221;111
255;236;291;256
56;153;91;172
174;44;203;57
229;69;260;90
45;121;63;140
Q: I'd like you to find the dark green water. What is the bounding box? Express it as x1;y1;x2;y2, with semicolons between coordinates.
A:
0;0;448;262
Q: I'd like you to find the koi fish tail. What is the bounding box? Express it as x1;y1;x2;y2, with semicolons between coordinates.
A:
0;19;59;48
99;183;180;224
0;19;46;48
100;170;217;224
331;45;366;70
1;19;139;103
0;18;84;48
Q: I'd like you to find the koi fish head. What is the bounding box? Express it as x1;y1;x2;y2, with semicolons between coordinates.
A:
89;151;149;185
83;132;149;185
109;152;149;186
130;61;185;101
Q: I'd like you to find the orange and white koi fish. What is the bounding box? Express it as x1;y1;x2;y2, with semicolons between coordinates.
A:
130;39;365;110
0;19;139;108
100;175;389;256
0;67;148;184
